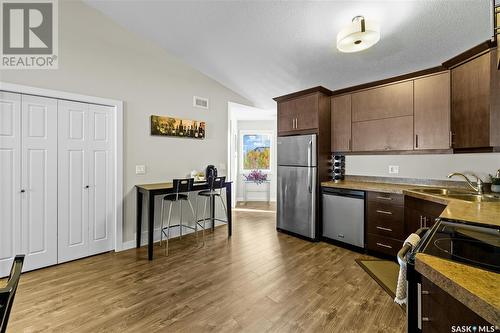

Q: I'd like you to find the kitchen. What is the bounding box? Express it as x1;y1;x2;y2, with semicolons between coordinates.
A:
275;12;500;333
0;1;499;332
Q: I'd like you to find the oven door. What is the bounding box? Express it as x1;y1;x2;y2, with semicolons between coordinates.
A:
397;228;429;333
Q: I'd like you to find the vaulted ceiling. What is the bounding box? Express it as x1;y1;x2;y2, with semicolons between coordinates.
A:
85;1;492;109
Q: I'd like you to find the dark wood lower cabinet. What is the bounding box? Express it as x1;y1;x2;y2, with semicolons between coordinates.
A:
366;191;404;257
405;196;446;235
421;277;493;332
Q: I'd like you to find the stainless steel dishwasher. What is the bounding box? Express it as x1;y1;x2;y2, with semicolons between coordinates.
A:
322;188;365;248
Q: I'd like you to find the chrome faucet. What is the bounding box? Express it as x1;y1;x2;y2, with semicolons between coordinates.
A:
447;172;484;195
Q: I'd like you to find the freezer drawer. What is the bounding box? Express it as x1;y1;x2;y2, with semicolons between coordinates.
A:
322;189;365;248
277;165;316;239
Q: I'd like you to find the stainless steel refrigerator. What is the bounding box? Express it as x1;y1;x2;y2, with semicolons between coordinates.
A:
277;134;317;239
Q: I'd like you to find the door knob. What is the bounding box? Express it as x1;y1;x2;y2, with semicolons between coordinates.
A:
85;185;90;189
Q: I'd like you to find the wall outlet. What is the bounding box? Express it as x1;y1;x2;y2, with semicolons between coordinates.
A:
136;165;146;175
388;165;399;174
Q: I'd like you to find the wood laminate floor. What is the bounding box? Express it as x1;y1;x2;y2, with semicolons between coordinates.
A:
5;201;405;333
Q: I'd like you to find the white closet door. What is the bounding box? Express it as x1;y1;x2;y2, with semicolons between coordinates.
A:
58;100;90;263
0;92;21;277
21;95;58;272
88;104;114;255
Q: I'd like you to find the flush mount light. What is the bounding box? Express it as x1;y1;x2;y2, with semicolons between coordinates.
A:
337;16;380;53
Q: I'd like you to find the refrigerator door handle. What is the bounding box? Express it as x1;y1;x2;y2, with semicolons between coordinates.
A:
307;140;312;167
307;167;312;193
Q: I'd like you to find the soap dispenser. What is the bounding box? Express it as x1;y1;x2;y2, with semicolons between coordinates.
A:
491;169;500;193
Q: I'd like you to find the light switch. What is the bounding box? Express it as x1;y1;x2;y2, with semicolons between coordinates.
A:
388;165;399;174
136;165;146;175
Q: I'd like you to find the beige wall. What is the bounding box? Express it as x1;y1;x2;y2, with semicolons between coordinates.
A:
0;0;251;243
346;153;500;181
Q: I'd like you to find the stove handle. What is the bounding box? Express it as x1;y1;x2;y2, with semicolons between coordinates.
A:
396;227;429;266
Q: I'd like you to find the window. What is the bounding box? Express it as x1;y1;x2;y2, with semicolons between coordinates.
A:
240;131;272;172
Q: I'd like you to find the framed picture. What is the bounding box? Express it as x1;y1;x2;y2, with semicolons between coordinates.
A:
150;115;205;139
240;131;272;172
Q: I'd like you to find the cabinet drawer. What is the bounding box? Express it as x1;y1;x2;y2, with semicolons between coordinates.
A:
367;191;404;206
366;234;403;257
366;201;404;240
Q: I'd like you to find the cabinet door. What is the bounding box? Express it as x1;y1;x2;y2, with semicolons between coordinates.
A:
277;100;294;133
414;72;451;150
21;95;58;272
0;92;21;277
352;116;414;151
58;100;90;263
331;95;351;152
451;52;491;148
421;277;492;332
88;105;115;255
352;81;413;122
295;94;318;131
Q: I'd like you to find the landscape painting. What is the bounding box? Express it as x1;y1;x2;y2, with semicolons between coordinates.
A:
151;115;205;139
241;132;271;171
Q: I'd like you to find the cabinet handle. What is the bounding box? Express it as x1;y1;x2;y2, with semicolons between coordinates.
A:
415;134;419;148
450;131;454;148
421;290;430;295
422;317;430;322
20;189;26;193
85;185;90;189
419;215;423;228
295;118;298;129
348;138;351;151
376;196;392;201
376;226;393;232
376;242;392;249
376;210;393;215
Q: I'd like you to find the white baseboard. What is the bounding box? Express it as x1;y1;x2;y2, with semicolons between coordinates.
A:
236;197;276;202
120;221;224;251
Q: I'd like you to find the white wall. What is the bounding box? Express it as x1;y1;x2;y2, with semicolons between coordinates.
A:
346;153;500;181
236;120;277;202
0;0;251;243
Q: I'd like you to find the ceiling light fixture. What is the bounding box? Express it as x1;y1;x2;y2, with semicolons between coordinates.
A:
337;16;380;53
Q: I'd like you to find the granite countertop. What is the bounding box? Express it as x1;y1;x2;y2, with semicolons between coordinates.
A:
321;180;500;325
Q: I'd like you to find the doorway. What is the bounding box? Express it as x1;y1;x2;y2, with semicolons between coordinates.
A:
227;102;276;208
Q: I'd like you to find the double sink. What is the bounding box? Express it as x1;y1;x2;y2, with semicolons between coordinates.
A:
411;188;500;203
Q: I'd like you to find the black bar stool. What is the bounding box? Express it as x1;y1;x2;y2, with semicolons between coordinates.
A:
160;178;200;255
0;255;24;333
196;176;228;244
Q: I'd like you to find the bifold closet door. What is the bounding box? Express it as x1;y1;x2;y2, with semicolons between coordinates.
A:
58;100;90;263
0;92;21;277
20;95;58;272
58;101;114;263
88;104;114;255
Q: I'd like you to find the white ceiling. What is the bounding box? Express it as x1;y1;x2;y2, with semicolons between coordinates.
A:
85;1;493;109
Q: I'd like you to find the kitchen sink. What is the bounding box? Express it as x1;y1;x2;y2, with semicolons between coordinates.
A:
410;188;500;202
411;188;471;195
445;193;500;203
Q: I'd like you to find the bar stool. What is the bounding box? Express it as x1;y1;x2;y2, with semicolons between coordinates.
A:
160;178;200;255
196;176;228;244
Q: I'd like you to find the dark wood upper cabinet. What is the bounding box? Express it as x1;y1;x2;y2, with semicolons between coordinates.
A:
414;72;451;150
352;116;414;152
351;81;413;122
274;87;331;136
451;49;500;150
331;94;351;152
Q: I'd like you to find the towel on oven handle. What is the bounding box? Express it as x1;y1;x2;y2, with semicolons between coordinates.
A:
394;233;421;305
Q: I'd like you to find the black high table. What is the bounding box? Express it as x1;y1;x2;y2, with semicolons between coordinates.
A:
135;181;232;260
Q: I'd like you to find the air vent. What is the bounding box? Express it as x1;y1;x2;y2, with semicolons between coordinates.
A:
193;96;209;109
